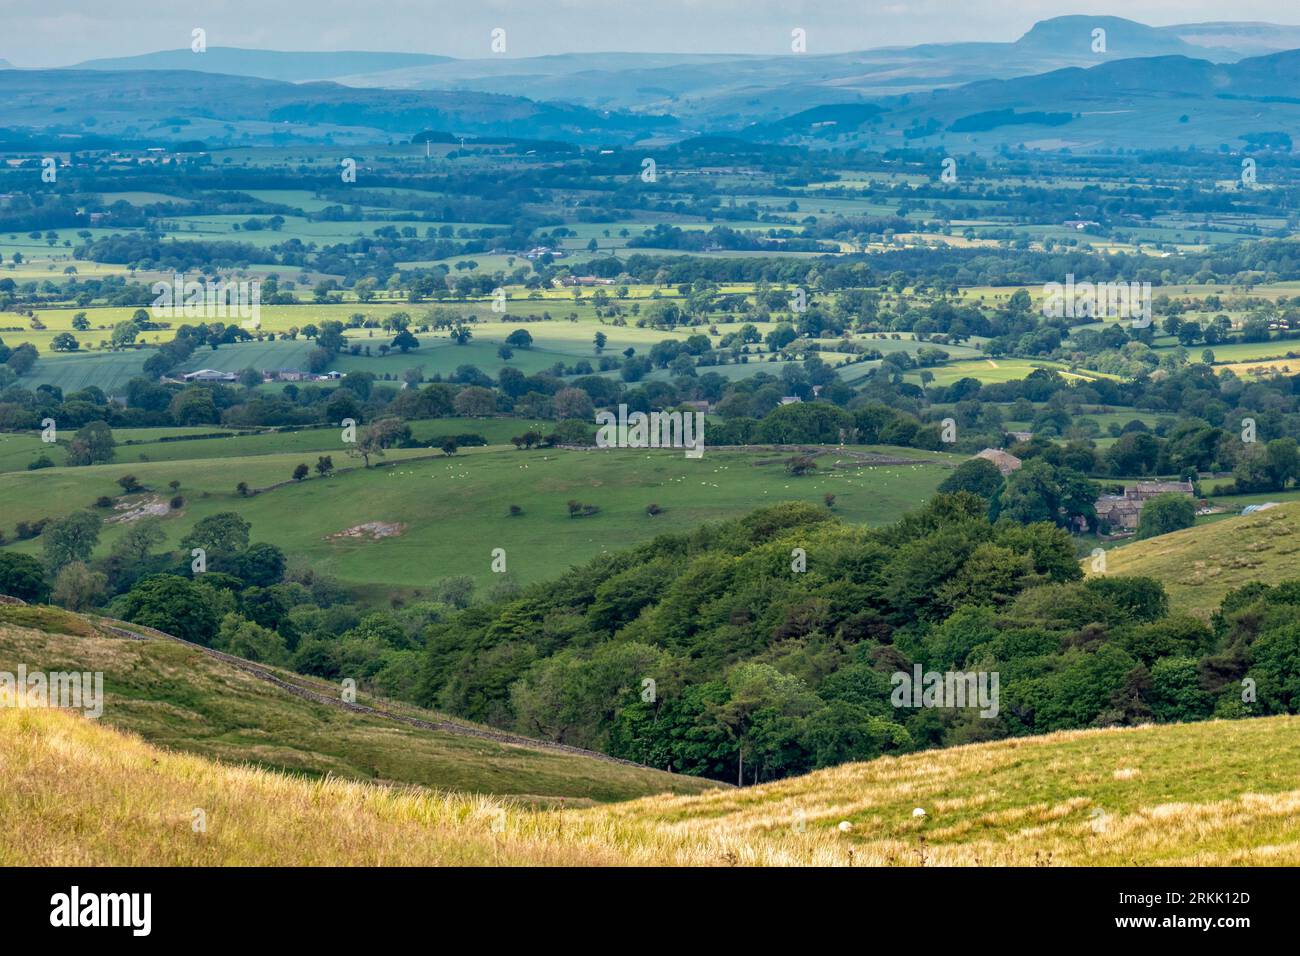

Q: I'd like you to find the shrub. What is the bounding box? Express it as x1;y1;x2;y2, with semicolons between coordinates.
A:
787;455;818;476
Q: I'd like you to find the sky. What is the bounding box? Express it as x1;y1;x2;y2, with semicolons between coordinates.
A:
1;0;1298;66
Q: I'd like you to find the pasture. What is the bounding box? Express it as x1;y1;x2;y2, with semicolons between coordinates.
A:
0;444;958;594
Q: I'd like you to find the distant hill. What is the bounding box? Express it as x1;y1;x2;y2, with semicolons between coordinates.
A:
0;604;716;803
1014;15;1218;57
7;701;1298;864
11;16;1300;148
54;16;1267;129
0;68;672;145
1168;21;1300;57
330;15;1254;125
741;103;887;140
71;47;451;82
828;47;1300;152
1097;502;1300;615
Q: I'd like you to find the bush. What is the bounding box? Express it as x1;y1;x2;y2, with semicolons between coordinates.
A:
1135;493;1196;540
169;495;185;509
787;455;818;476
0;552;50;602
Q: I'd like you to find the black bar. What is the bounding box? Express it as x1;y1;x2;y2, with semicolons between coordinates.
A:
0;866;1282;940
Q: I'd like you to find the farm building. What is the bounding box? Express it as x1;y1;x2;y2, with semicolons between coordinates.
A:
1094;481;1196;532
974;448;1022;476
181;369;237;383
552;275;615;288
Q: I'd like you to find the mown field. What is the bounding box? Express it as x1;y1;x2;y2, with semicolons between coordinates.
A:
0;444;958;592
0;606;715;803
7;703;1297;865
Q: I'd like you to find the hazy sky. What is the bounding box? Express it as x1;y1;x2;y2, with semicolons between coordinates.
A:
2;0;1298;66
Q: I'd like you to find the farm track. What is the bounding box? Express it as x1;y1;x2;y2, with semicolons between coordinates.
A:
88;615;668;772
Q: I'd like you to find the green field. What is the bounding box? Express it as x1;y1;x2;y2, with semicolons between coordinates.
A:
906;357;1115;386
0;444;958;592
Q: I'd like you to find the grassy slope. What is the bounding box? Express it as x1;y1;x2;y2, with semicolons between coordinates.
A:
1097;502;1300;616
0;607;717;805
6;706;1298;865
0;445;956;590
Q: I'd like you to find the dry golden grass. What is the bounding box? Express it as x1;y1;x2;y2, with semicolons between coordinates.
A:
0;614;719;804
5;707;1300;866
1097;502;1300;616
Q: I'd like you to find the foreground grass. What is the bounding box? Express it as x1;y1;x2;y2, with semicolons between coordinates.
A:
1099;502;1300;615
0;614;716;804
4;707;1300;865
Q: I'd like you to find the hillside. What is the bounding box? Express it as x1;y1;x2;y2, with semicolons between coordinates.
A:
0;69;667;145
0;604;717;804
863;47;1300;152
6;705;1298;865
329;16;1251;122
25;16;1273;133
1098;502;1300;616
72;48;450;82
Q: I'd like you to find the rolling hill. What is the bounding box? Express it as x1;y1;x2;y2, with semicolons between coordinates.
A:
1096;502;1300;616
321;15;1257;127
6;701;1298;865
0;68;670;146
8;17;1299;149
0;603;718;804
766;45;1300;151
39;17;1283;131
72;48;451;82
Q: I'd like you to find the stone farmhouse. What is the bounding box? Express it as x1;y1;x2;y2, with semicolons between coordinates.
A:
1094;481;1195;533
